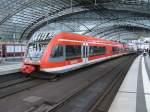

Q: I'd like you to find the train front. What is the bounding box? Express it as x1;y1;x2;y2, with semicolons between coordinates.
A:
21;32;52;74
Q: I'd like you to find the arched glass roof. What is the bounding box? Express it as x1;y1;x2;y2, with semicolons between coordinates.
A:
0;0;150;41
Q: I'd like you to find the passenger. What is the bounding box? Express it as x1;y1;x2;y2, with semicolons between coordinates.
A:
147;48;149;52
143;49;147;56
148;49;150;57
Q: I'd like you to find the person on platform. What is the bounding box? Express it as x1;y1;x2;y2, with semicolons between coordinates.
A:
148;49;150;57
143;49;147;56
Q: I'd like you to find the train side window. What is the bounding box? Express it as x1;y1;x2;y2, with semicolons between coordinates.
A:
66;45;81;59
89;46;105;56
51;45;63;58
112;47;120;53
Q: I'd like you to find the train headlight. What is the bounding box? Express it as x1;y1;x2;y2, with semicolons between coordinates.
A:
24;60;27;63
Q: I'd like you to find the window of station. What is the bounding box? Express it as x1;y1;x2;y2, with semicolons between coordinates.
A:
112;47;120;53
89;46;106;56
66;45;81;59
51;45;64;58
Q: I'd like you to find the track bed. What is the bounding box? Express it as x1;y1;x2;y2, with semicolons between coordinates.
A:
0;54;137;112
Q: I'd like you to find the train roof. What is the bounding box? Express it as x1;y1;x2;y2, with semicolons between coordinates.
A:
30;31;124;47
55;32;122;46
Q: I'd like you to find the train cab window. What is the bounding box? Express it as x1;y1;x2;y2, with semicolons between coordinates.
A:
51;45;63;58
89;46;106;56
66;45;81;59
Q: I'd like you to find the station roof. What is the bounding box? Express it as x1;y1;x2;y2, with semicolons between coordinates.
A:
0;0;150;41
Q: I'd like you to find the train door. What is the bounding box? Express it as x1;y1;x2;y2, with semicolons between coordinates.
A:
82;42;89;64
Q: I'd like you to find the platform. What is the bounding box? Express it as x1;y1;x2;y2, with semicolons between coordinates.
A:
0;61;21;75
108;54;150;112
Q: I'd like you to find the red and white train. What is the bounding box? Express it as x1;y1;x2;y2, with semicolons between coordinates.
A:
21;32;134;74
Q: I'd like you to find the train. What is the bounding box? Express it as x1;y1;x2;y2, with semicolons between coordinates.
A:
21;32;134;75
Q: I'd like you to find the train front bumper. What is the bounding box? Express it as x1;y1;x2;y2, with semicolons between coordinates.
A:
21;64;36;74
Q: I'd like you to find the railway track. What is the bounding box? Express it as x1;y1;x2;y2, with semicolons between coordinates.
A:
88;54;135;112
0;73;24;83
24;54;137;112
0;74;48;99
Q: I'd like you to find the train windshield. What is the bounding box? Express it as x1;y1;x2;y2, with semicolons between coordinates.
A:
26;41;49;60
26;32;54;60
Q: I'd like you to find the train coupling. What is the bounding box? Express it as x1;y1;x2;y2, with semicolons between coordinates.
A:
21;65;35;74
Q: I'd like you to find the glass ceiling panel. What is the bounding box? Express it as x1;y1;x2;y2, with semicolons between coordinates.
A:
0;0;72;39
